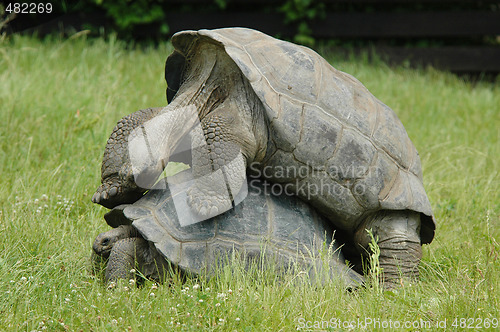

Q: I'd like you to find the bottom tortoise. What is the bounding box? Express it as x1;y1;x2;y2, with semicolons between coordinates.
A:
92;170;363;287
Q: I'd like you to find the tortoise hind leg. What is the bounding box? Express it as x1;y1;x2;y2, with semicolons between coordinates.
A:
354;210;422;288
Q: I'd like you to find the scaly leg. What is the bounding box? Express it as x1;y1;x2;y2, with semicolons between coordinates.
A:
105;237;170;283
354;210;422;288
187;112;247;218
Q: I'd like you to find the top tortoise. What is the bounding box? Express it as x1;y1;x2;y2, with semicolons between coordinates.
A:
93;28;435;286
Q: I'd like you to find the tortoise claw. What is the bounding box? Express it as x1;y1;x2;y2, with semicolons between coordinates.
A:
92;182;145;209
91;191;100;204
92;184;113;205
108;187;118;197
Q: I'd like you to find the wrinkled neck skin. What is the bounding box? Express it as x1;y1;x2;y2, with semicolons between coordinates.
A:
94;41;268;209
172;42;268;164
144;41;268;177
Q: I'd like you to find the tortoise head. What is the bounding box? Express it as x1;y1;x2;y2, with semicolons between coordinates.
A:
92;225;139;258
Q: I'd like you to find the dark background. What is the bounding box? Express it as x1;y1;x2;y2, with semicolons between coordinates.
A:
2;0;500;74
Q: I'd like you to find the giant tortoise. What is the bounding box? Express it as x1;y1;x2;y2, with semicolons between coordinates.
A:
92;170;363;287
92;28;435;286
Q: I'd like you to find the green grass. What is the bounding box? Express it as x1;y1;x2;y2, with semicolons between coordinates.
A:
0;34;498;331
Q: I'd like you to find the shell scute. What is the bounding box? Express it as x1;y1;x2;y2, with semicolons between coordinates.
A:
327;129;376;185
178;242;208;273
294;104;342;165
371;102;412;169
380;170;413;210
270;97;303;152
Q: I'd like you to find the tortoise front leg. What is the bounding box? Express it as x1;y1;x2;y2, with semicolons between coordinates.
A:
186;110;249;218
93;105;200;209
354;210;422;288
92;108;164;209
105;237;170;283
105;237;152;282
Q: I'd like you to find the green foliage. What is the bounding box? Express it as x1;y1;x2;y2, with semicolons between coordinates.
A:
214;0;229;10
85;0;168;39
93;0;165;30
280;0;324;22
365;230;382;292
0;36;499;330
279;0;325;46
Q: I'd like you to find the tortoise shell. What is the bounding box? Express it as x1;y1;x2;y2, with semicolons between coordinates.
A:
165;28;435;243
104;170;363;285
